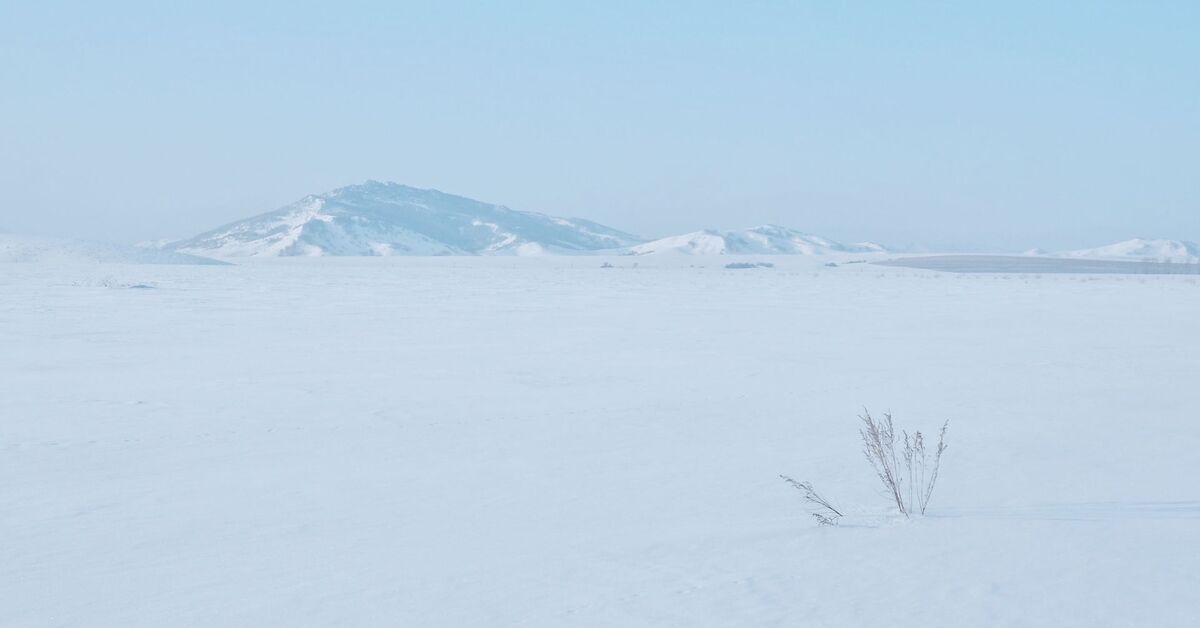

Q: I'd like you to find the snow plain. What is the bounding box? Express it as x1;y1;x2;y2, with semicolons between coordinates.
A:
3;257;1199;626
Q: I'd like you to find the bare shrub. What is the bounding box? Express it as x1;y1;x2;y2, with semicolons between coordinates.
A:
861;410;948;516
783;409;949;523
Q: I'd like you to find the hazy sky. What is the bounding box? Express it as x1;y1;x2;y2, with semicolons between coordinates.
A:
2;1;1197;251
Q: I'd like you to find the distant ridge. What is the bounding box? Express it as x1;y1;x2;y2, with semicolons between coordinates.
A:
165;182;895;259
1053;238;1200;262
879;255;1200;275
168;181;643;258
0;234;227;265
629;225;886;256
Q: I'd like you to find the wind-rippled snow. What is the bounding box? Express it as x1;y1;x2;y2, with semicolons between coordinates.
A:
3;257;1198;626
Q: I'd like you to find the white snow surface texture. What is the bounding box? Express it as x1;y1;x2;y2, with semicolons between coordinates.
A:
3;257;1199;626
168;181;642;258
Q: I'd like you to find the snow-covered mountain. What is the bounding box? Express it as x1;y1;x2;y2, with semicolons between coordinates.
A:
169;181;642;258
1054;238;1200;262
0;234;227;265
628;225;886;256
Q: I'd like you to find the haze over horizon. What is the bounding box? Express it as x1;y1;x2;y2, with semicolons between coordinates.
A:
2;2;1197;251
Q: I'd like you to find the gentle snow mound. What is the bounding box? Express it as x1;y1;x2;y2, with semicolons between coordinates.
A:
1055;238;1200;262
629;225;885;256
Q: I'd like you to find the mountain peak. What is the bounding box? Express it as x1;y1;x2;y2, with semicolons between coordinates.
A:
747;224;801;235
328;180;416;197
168;183;642;258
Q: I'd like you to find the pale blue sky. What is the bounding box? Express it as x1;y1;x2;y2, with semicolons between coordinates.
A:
2;1;1197;250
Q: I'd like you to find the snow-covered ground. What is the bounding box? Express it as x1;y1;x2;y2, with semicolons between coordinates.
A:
3;257;1198;626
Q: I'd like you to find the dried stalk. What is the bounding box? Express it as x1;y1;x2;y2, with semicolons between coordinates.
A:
860;410;908;516
779;475;843;525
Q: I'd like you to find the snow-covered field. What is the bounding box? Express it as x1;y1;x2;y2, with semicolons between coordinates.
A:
3;257;1199;626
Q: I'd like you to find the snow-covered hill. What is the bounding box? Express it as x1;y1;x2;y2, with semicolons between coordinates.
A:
1055;238;1200;262
0;234;227;265
628;225;885;256
169;181;642;258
